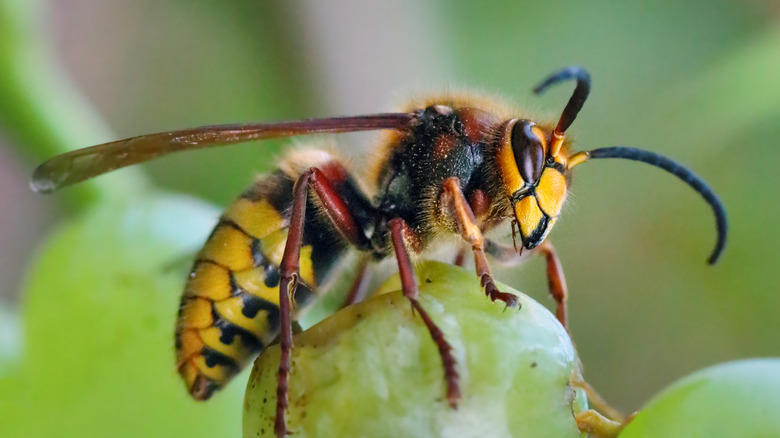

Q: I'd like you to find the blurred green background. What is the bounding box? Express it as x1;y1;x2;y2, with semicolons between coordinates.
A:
1;0;779;437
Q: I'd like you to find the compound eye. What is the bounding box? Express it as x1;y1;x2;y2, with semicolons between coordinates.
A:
511;120;546;184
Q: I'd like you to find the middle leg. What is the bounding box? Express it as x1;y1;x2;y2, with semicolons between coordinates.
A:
388;218;460;407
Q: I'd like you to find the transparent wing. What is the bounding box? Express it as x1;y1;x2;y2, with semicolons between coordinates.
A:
31;113;415;193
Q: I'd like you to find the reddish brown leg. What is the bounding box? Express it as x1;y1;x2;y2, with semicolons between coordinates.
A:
453;245;468;267
341;257;371;308
536;241;569;331
441;177;519;308
388;218;460;408
275;166;370;437
482;238;569;330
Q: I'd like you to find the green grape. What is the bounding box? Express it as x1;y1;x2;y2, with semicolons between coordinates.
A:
243;261;587;438
620;359;780;437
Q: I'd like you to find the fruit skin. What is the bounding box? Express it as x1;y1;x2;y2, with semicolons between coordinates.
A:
243;261;587;438
620;358;780;438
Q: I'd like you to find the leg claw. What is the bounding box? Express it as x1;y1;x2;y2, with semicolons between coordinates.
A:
481;275;521;309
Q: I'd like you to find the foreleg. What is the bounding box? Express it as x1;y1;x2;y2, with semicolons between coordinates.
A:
440;177;519;308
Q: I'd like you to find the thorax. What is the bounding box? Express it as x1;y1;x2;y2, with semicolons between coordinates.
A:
369;104;508;254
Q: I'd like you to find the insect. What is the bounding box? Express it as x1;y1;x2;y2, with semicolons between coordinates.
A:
32;66;727;437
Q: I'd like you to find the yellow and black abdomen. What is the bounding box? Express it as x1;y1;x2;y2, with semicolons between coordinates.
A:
175;151;354;400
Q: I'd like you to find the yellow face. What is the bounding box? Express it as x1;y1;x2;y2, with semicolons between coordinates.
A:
496;119;569;249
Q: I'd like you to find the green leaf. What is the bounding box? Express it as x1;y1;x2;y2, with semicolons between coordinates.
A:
6;193;247;438
620;359;780;437
244;261;587;438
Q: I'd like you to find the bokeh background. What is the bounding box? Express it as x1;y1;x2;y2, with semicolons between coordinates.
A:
1;0;779;437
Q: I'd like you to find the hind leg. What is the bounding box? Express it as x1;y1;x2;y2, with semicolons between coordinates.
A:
276;166;373;437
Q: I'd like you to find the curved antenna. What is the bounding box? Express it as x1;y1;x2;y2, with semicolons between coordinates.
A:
533;66;591;135
583;146;727;265
31;113;415;193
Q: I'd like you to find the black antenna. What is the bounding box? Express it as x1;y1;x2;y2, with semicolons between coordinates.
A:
533;66;591;134
588;147;727;264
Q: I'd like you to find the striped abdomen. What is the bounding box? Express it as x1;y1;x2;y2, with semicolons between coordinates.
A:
175;166;325;400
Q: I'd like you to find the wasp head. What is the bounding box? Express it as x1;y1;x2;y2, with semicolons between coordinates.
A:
489;66;726;263
496;119;569;250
